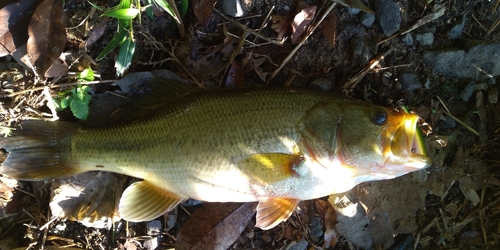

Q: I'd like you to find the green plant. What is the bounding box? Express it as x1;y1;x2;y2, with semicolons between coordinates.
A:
53;68;95;120
94;0;187;76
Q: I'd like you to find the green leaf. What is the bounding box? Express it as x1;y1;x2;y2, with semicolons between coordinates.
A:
78;68;95;81
115;37;136;76
153;0;175;18
144;0;154;19
119;0;132;9
75;85;92;102
70;99;90;120
60;97;71;109
87;0;104;11
102;8;140;19
96;28;128;61
180;0;188;17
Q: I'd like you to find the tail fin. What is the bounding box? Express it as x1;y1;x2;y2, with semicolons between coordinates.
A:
0;120;80;180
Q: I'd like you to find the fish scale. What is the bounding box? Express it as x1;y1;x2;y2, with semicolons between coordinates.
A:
0;85;431;229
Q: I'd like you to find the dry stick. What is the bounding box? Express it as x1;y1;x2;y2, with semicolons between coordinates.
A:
436;96;479;136
213;8;284;46
269;2;337;81
341;48;394;91
7;80;116;97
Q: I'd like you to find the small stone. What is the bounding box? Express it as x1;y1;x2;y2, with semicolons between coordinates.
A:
460;81;476;101
423;44;500;79
443;115;456;128
375;0;401;36
488;77;496;85
287;239;308;250
310;78;332;91
448;16;466;39
397;73;422;91
402;33;413;46
348;7;361;15
488;87;498;104
360;12;375;27
416;33;434;46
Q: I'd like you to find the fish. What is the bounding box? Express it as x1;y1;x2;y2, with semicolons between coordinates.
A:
0;83;431;229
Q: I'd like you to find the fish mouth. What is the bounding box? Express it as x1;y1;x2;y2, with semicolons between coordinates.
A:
385;113;432;171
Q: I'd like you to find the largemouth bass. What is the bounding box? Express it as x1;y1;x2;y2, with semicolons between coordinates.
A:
0;85;431;229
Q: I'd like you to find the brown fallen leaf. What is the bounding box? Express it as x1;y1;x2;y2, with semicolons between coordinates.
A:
176;202;257;250
323;204;339;248
225;56;245;87
0;0;40;56
320;11;336;47
50;172;121;229
291;5;317;44
26;0;66;76
271;14;290;39
192;0;217;28
329;192;372;249
354;175;425;248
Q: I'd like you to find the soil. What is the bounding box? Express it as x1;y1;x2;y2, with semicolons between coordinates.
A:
1;0;500;249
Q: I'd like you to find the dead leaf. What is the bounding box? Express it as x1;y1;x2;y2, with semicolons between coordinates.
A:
26;0;66;76
291;5;317;44
50;172;121;229
271;14;290;39
354;175;425;248
329;192;373;249
85;16;109;48
0;176;18;218
225;57;245;87
44;51;69;78
323;204;339;248
192;0;217;28
0;0;39;56
176;202;257;250
320;12;336;47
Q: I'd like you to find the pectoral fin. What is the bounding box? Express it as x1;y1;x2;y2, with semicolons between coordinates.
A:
237;153;304;184
255;198;300;230
118;181;185;222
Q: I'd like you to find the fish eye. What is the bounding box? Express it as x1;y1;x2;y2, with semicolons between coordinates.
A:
372;109;388;125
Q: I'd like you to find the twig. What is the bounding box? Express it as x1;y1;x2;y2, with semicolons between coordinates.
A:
436;96;479;136
472;14;488;32
269;2;337;80
7;80;116;97
341;48;394;91
213;8;285;46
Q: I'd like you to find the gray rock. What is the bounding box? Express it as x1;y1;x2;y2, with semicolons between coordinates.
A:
402;33;413;46
375;0;401;36
448;16;466;39
416;33;434;46
360;12;375;27
287;239;308;250
460;81;476;101
310;78;332;91
443;115;456;128
423;44;500;79
397;73;422;91
348;7;361;15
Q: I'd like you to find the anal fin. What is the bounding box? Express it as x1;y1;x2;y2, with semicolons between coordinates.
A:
118;181;185;222
255;198;300;230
